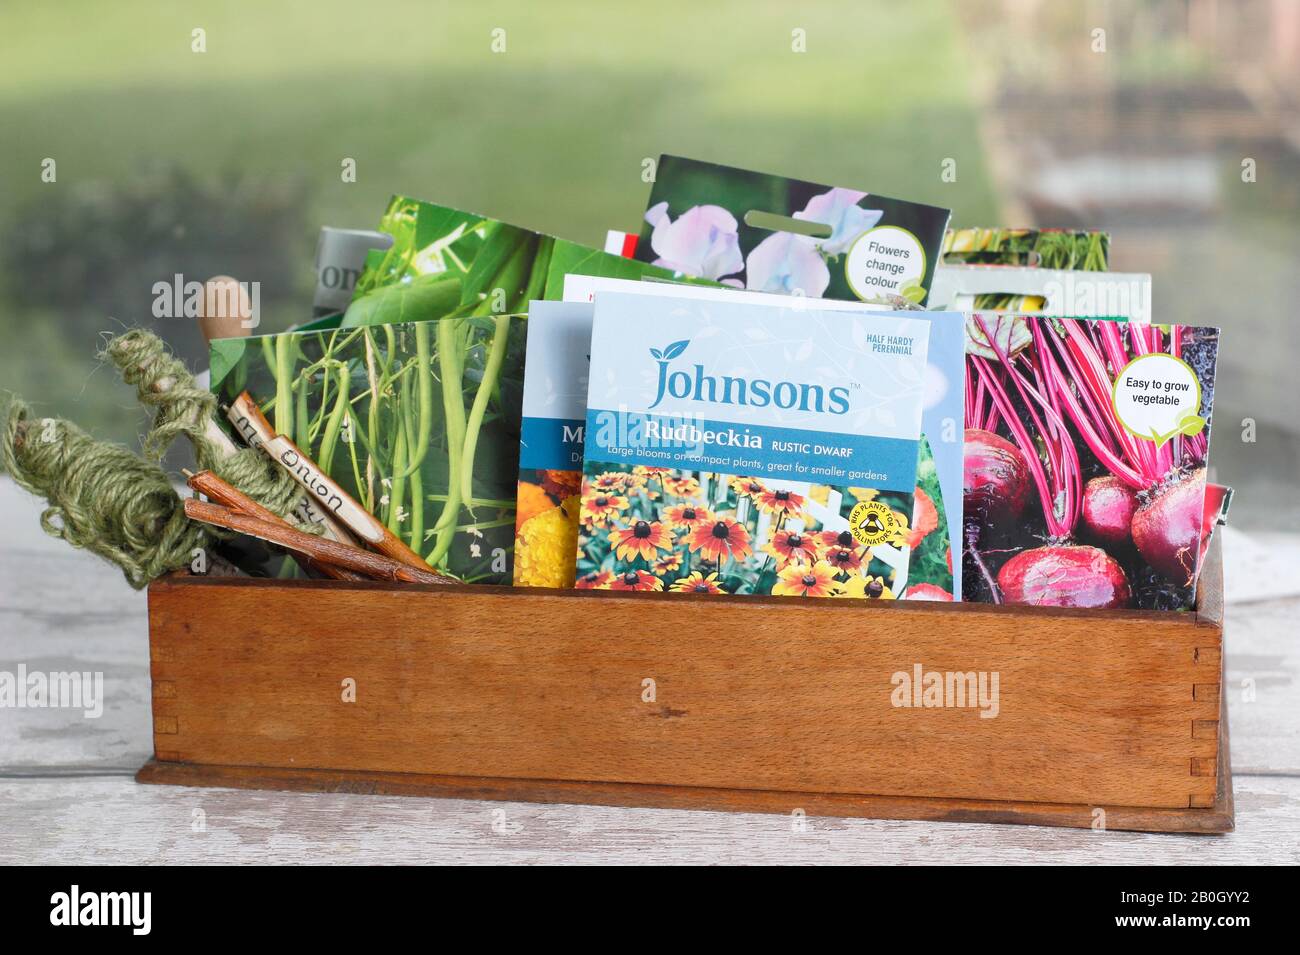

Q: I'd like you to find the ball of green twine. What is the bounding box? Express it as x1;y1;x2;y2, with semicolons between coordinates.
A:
3;400;202;589
2;329;307;589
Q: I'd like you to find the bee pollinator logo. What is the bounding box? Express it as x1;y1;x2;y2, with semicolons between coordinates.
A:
849;499;897;546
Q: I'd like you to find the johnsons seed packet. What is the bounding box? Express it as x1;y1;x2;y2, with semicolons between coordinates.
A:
577;293;930;599
562;275;964;600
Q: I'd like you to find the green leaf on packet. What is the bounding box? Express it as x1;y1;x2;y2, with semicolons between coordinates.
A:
964;313;1032;360
1177;412;1207;438
340;271;462;327
209;337;247;393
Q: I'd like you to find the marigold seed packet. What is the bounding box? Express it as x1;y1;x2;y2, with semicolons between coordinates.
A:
513;301;591;588
577;293;930;599
634;155;951;306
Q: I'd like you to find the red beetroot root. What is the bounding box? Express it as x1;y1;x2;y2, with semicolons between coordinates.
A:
997;544;1132;609
963;428;1029;525
902;583;953;601
1081;475;1139;549
1132;468;1206;586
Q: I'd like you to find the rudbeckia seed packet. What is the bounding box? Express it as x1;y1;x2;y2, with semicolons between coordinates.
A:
577;292;930;599
634;155;951;306
563;274;963;600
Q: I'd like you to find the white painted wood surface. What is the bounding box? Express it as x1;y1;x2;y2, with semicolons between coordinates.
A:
2;478;1297;864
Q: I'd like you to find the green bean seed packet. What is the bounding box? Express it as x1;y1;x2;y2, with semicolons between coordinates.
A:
210;316;526;584
337;194;708;330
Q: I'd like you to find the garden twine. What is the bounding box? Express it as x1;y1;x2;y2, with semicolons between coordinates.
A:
2;329;307;589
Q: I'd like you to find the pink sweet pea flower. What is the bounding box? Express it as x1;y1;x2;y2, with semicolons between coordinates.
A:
644;202;744;281
744;231;829;297
794;188;883;256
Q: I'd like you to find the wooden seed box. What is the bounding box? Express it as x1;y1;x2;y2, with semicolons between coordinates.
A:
137;540;1232;833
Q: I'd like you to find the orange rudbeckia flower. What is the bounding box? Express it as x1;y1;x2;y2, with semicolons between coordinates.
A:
686;518;753;563
608;520;673;562
819;529;869;572
729;476;769;499
834;574;895;599
764;529;822;566
756;487;806;517
654;552;683;575
590;472;629;493
662;474;701;498
670;571;725;595
662;502;714;533
772;561;837;597
580;491;629;528
608;569;664;592
575;569;615;590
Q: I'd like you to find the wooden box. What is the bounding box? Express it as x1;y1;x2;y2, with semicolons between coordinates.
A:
137;540;1232;833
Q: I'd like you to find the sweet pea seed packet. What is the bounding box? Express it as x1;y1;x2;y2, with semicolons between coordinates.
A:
576;292;930;600
634;155;951;306
559;275;963;599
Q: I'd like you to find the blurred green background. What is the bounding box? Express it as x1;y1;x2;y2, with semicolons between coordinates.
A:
2;0;1297;528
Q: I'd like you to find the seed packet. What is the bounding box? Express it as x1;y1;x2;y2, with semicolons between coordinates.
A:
962;313;1219;611
513;301;591;588
942;228;1109;269
930;265;1152;323
577;292;930;599
634;155;951;306
562;274;964;600
338;194;704;330
930;226;1150;321
313;227;392;318
210;315;526;584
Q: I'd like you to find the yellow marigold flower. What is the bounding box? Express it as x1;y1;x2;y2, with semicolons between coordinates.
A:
513;497;580;589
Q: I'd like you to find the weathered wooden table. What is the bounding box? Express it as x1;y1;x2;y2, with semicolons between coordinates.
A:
2;479;1296;864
